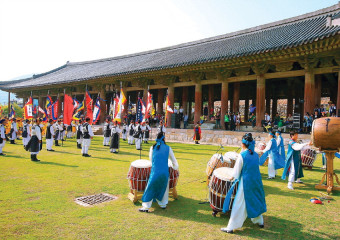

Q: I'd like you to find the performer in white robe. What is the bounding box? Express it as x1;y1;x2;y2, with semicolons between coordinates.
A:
0;119;7;155
110;122;121;153
22;119;31;148
221;133;266;233
139;133;179;212
128;121;135;145
143;121;151;143
53;121;62;146
134;120;143;150
81;117;94;157
26;119;42;162
103;118;112;146
9;118;18;144
76;120;83;149
122;121;127;141
46;119;55;151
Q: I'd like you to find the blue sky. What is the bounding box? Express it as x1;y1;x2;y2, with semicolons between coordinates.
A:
0;0;338;83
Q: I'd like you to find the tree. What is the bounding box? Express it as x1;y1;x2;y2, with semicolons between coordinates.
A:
1;102;23;118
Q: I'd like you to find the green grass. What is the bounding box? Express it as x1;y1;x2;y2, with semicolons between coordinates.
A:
0;137;339;240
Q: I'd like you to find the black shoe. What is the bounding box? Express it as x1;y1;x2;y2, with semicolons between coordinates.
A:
84;154;91;157
259;224;264;228
221;228;233;234
0;153;6;156
114;152;118;154
48;149;55;152
267;177;274;179
31;154;40;162
82;154;85;157
10;140;15;144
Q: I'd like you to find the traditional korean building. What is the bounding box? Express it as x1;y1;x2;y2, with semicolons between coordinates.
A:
1;3;340;130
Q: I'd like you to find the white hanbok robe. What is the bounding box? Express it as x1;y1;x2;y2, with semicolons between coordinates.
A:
288;142;308;183
22;123;31;146
0;124;6;153
31;125;42;155
225;152;264;231
142;146;179;209
262;140;276;178
10;122;17;140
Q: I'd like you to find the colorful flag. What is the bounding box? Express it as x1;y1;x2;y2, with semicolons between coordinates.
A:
85;91;93;124
136;93;143;122
113;88;127;123
9;105;15;118
92;98;101;124
38;106;47;122
51;99;59;120
165;91;173;125
23;97;33;119
73;101;84;120
46;95;53;118
142;91;152;123
63;94;74;125
73;98;80;110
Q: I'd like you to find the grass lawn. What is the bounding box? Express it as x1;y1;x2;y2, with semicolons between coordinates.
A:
0;137;339;240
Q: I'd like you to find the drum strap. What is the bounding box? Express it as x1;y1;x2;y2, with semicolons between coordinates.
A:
222;179;239;213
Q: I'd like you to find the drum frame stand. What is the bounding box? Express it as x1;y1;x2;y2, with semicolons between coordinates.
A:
315;150;340;194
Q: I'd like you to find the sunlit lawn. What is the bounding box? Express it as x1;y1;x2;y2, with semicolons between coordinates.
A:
0;137;339;239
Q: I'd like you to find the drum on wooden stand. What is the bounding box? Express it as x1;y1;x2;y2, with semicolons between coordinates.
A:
208;167;238;217
301;147;317;169
206;154;228;177
168;159;180;189
223;152;239;168
127;159;151;192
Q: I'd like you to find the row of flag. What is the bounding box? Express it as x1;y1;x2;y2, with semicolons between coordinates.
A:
22;87;174;125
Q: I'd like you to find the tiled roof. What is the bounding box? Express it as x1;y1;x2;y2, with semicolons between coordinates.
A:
2;4;340;90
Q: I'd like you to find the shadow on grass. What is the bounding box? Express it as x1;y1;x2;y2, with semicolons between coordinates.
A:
263;185;314;199
90;156;130;162
35;161;78;168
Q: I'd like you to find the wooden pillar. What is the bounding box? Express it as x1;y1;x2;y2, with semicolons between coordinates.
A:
194;83;202;124
221;81;229;130
244;99;249;121
7;92;10;117
233;82;240;113
337;71;340;116
315;75;322;107
166;86;174;127
272;97;277;119
157;89;164;114
265;97;271;115
304;69;315;115
208;85;214;114
287;97;293;116
256;75;266;128
182;87;188;114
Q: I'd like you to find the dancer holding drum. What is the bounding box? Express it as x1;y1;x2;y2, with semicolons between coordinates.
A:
259;131;284;179
282;131;310;190
221;133;266;234
139;133;179;212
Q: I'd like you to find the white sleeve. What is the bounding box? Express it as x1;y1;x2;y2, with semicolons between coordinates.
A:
169;147;179;170
231;154;243;179
50;126;54;135
263;140;272;152
37;128;42;140
276;137;281;147
88;125;94;137
292;142;308;151
117;127;121;133
163;127;166;133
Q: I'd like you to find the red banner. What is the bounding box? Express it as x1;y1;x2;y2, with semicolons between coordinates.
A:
63;94;74;125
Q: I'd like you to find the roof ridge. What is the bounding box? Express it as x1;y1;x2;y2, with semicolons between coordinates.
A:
32;64;68;79
68;2;340;66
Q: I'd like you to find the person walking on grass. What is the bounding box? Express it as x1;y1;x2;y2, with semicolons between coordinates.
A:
0;119;7;156
221;133;266;234
46;119;55;152
81;117;94;157
25;119;42;162
193;121;201;144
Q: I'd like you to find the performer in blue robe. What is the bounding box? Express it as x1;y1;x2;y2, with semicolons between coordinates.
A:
139;133;179;212
259;131;284;179
221;133;266;234
281;131;310;190
275;131;286;161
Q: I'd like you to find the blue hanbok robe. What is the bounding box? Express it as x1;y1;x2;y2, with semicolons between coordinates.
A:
259;138;284;169
335;152;340;159
142;143;169;202
281;140;304;181
276;135;286;162
223;150;266;218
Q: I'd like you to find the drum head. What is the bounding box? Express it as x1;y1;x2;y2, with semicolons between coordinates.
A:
213;167;233;181
131;159;151;168
223;152;239;162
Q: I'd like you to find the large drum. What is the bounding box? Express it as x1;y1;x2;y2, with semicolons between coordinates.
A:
301;147;317;169
206;154;229;177
168;160;179;189
223;152;239;168
208;167;238;215
127;159;151;192
312;117;340;151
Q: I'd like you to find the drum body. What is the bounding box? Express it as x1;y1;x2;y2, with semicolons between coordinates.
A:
208;167;238;212
168;160;180;189
206;153;235;177
312;117;340;151
127;159;151;192
301;147;317;168
223;152;239;168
